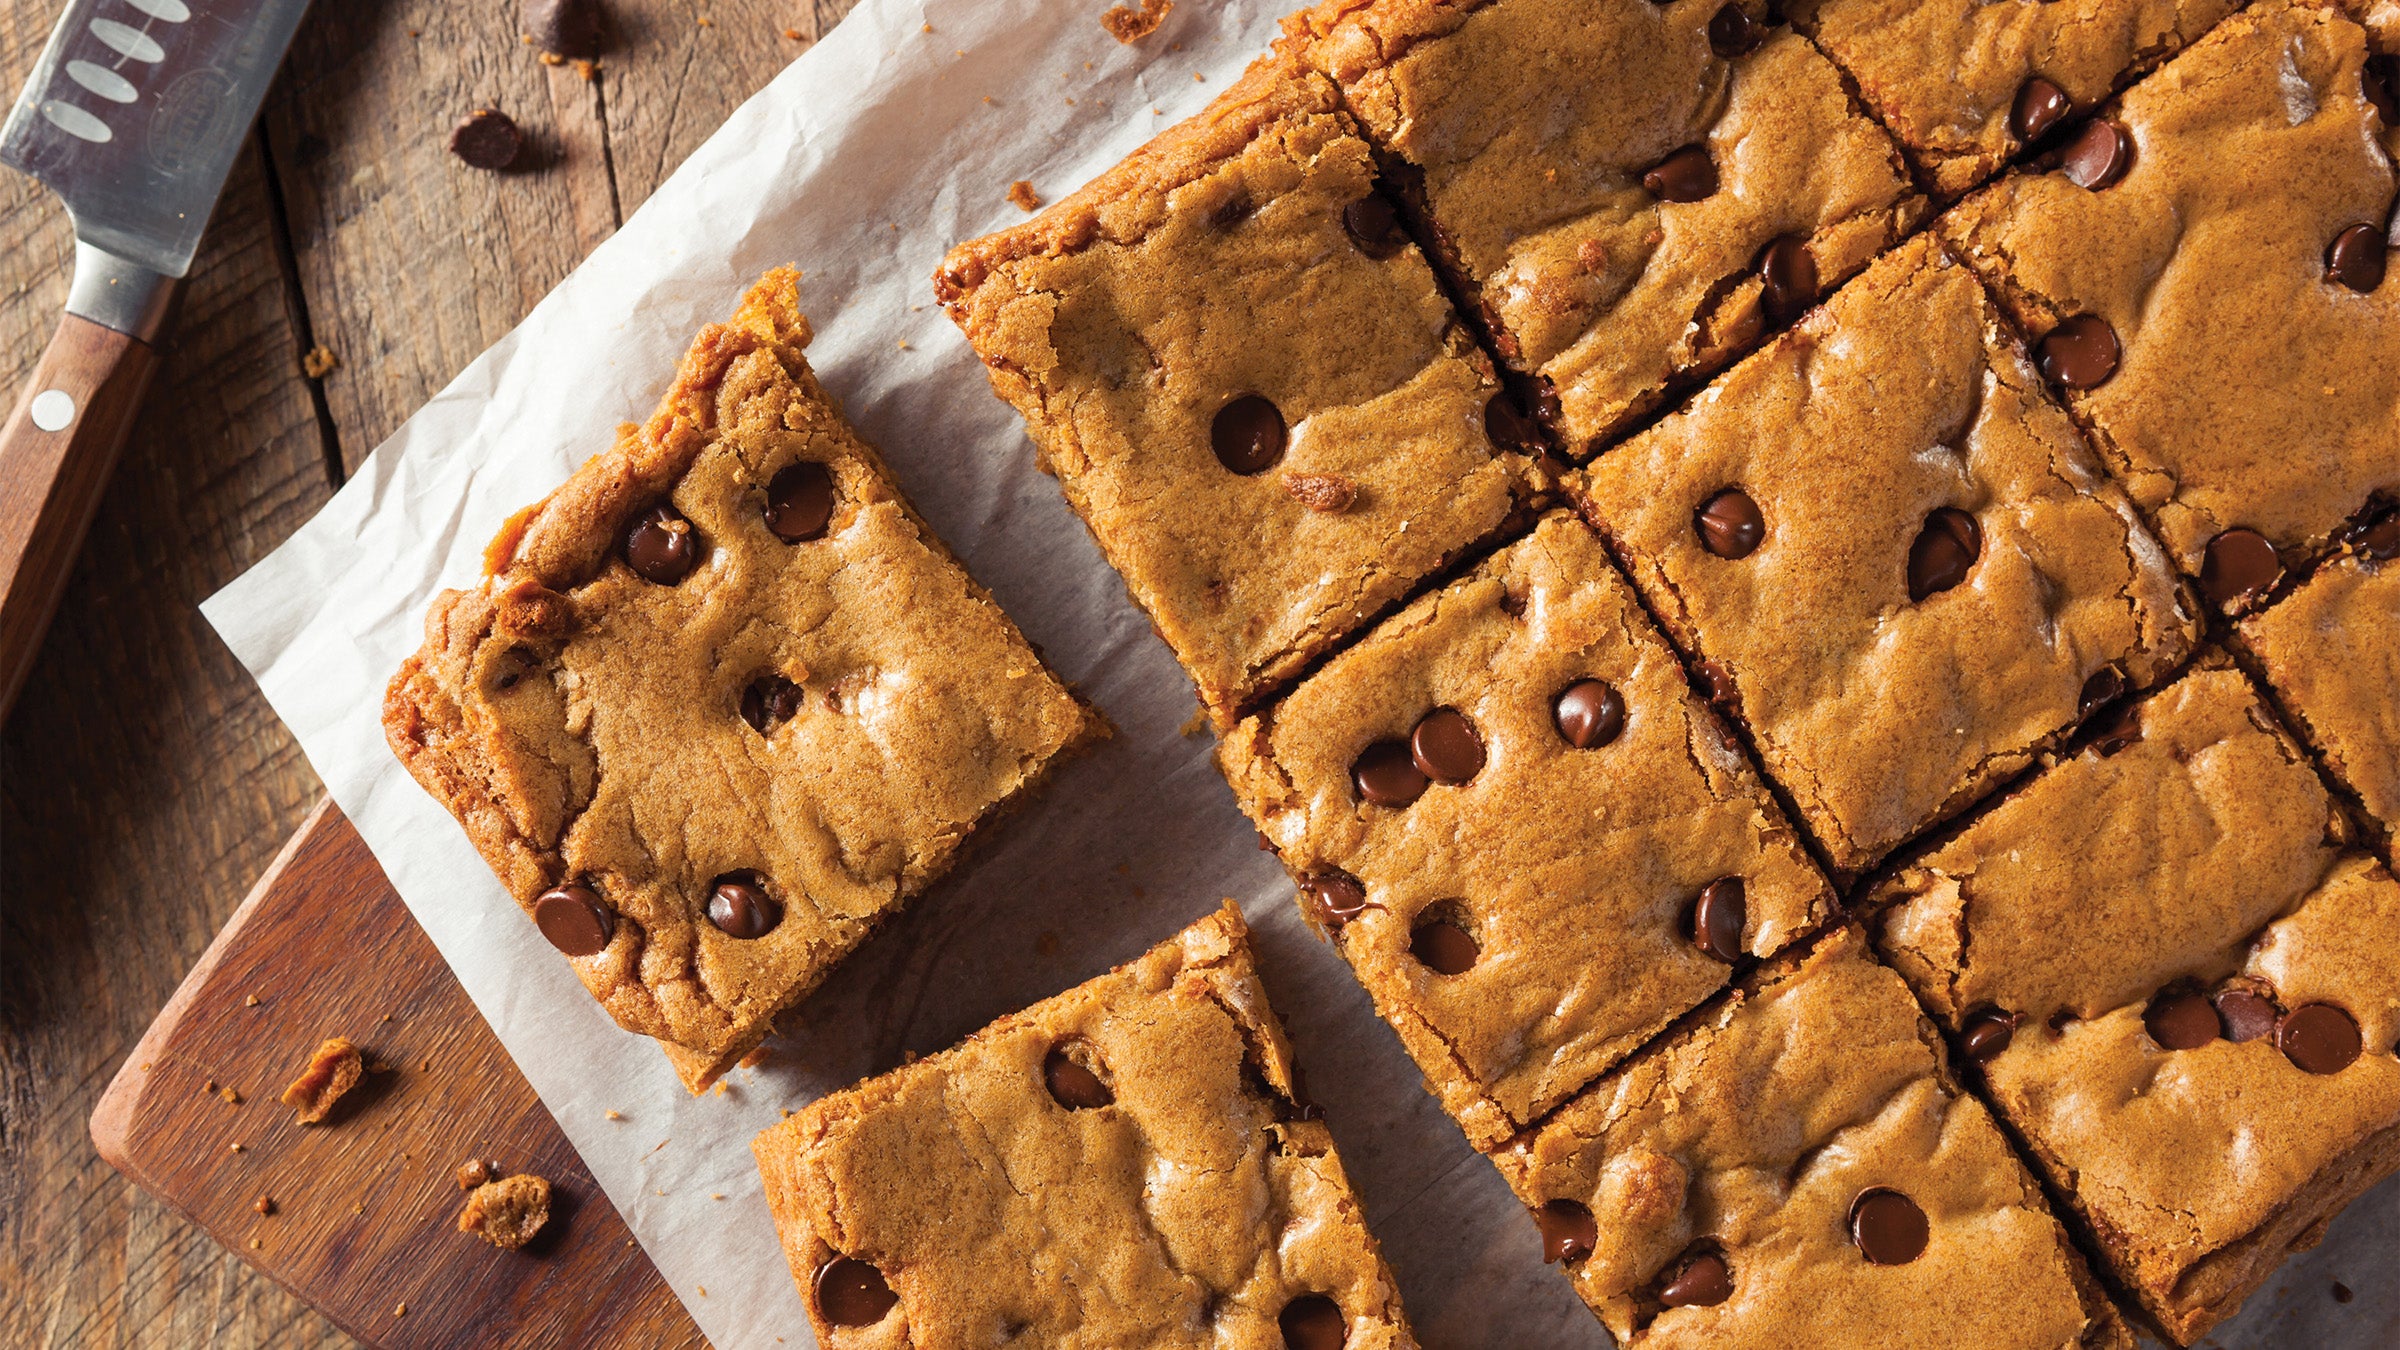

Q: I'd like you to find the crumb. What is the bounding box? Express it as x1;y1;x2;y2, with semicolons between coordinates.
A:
1102;0;1172;43
782;27;801;39
219;1086;242;1105
1008;180;1041;212
244;994;260;1007
229;1142;246;1153
394;1303;406;1317
605;1109;623;1120
455;1158;499;1190
983;96;993;105
255;1196;275;1216
281;1037;364;1125
457;1174;552;1249
353;1204;364;1215
781;1108;795;1118
712;1081;729;1096
711;1193;725;1201
539;51;563;66
698;1286;708;1297
575;59;596;80
921;22;932;32
249;1238;262;1249
1281;471;1358;513
1193;72;1204;81
697;15;712;27
896;339;911;350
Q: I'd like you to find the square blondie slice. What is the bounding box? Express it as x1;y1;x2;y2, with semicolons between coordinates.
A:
1218;510;1836;1149
2242;507;2400;848
936;57;1545;729
753;902;1416;1349
1863;661;2400;1343
1493;925;2129;1348
1285;0;1924;458
1941;0;2400;615
384;270;1106;1092
1784;0;2242;196
1575;233;2198;874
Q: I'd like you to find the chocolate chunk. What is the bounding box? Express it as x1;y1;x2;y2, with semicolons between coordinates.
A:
1212;395;1286;474
741;675;804;733
2078;667;2124;717
1278;1294;1346;1350
624;503;698;583
815;1256;898;1327
533;884;613;956
1410;708;1485;784
1555;679;1626;749
1305;871;1370;926
1707;2;1764;58
1535;1199;1597;1264
1696;488;1765;559
2058;120;2132;190
2198;528;2281;607
2089;701;2142;757
1688;878;1746;963
2214;989;2279;1044
2143;988;2221;1050
1410;917;1479;975
2326;224;2388;294
2366;55;2400;129
707;873;782;939
1849;1189;1928;1265
1643;145;1718;203
523;0;604;58
1044;1043;1114;1108
449;109;524;171
2347;504;2400;560
765;462;835;542
1694;659;1738;710
1342;195;1410;259
1484;391;1545;454
1907;507;1981;601
2010;76;2071;143
1659;1249;1733;1307
1960;1009;2017;1063
1352;740;1429;807
1757;235;1816;328
2278;1003;2362;1074
2035;315;2119;389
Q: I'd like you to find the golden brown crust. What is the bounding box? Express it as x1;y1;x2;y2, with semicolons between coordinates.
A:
2243;549;2400;850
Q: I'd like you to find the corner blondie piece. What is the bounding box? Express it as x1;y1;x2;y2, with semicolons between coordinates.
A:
1575;233;2198;874
1785;0;2242;196
385;271;1105;1091
753;902;1416;1349
1864;662;2400;1343
936;57;1544;727
1494;925;2129;1348
2242;509;2400;849
1219;511;1836;1149
1941;0;2400;614
1285;0;1924;457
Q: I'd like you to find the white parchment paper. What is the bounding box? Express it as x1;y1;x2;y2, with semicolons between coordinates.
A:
202;1;2397;1345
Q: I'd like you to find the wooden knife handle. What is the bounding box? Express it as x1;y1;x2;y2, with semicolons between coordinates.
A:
0;313;160;720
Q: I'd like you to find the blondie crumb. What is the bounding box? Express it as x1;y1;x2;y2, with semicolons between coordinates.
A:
1007;179;1041;211
281;1037;363;1125
457;1174;553;1250
1102;0;1171;43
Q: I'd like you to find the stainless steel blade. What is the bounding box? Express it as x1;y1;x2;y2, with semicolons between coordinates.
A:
1;0;312;280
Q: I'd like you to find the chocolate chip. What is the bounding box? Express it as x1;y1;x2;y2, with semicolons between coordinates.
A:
1410;917;1479;975
1697;488;1765;559
2348;504;2400;560
2058;120;2132;190
1960;1009;2017;1062
1212;395;1286;475
2326;224;2388;293
2366;55;2400;128
533;884;612;956
1707;2;1765;58
1305;871;1370;926
2035;314;2118;390
1849;1189;1928;1265
707;872;782;939
1410;708;1485;784
2089;701;2142;757
741;675;804;733
1694;659;1738;710
1907;507;1982;601
2198;528;2281;607
1757;235;1816;328
624;503;698;583
1484;391;1545;454
765;462;835;542
2078;667;2124;717
1044;1042;1114;1108
2278;1003;2362;1074
1659;1249;1733;1307
2143;988;2221;1050
522;0;605;58
815;1255;898;1327
1643;146;1718;203
1688;878;1746;962
1555;679;1626;749
2214;989;2279;1044
1343;195;1410;259
1536;1199;1597;1264
1352;740;1429;807
2010;76;2071;143
449;109;524;171
1278;1294;1346;1350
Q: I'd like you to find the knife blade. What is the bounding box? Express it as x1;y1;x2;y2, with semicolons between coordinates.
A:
0;0;313;721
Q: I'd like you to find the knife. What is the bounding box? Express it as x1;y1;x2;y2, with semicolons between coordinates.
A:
0;0;310;721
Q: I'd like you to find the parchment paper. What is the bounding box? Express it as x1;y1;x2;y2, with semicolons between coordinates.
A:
201;1;2398;1345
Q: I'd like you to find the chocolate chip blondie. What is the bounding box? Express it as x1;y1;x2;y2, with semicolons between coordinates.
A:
936;56;1545;728
385;270;1105;1091
752;902;1416;1348
1218;510;1835;1149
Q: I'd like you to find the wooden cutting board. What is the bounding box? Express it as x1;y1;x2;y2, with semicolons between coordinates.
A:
89;800;708;1349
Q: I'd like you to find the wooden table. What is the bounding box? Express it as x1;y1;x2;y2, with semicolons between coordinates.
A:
0;3;857;1344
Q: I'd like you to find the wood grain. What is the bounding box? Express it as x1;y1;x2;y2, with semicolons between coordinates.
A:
90;802;706;1350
